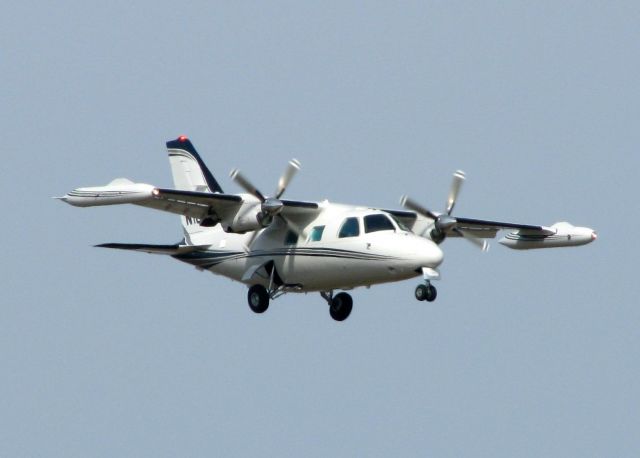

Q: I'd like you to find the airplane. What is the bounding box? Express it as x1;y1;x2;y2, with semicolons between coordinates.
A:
57;136;597;321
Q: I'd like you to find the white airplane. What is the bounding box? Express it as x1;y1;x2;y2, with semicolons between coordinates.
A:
58;136;597;321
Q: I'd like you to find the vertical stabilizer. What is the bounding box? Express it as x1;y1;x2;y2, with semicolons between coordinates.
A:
166;136;223;193
166;136;223;240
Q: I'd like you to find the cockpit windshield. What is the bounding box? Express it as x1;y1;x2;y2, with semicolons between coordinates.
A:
364;214;396;233
389;214;410;232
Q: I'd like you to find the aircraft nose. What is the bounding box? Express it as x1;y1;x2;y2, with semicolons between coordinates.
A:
421;239;444;267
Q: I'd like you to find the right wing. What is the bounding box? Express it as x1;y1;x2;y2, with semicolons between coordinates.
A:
58;178;243;220
58;178;321;225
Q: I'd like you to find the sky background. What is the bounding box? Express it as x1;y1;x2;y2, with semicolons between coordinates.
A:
2;1;639;456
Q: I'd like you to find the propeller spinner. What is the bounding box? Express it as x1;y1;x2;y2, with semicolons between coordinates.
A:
401;170;489;251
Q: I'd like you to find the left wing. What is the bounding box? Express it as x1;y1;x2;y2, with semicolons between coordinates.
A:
444;216;553;239
384;208;551;238
383;208;595;249
393;170;595;249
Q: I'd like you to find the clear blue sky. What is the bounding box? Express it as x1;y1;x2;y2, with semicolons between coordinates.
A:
2;1;638;456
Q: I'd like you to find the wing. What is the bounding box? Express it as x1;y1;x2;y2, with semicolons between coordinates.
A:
446;217;554;238
138;189;320;225
382;208;554;239
58;179;321;226
143;188;243;220
59;179;243;220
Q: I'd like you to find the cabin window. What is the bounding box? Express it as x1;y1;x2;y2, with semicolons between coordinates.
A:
308;225;325;242
338;217;360;238
364;214;396;233
284;230;298;245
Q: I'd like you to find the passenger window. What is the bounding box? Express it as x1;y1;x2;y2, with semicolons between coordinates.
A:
364;214;396;233
308;225;325;242
339;217;360;238
284;230;298;245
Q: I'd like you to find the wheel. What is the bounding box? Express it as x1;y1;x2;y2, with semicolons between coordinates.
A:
329;292;353;321
247;285;269;313
425;284;437;302
415;284;437;302
415;284;428;301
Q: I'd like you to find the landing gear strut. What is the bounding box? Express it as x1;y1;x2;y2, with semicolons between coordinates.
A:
321;291;353;321
415;283;437;302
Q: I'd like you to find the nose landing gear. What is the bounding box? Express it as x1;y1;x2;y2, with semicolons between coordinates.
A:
415;266;439;302
415;283;437;302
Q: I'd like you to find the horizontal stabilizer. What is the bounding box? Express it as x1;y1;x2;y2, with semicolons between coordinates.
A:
95;243;209;255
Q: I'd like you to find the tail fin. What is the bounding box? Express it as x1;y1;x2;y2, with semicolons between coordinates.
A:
166;136;223;193
166;136;223;239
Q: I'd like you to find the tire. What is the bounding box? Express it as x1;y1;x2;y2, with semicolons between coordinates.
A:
425;284;437;302
330;292;353;321
247;285;269;313
415;284;428;301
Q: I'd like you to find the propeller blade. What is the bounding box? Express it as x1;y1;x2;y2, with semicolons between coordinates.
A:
400;195;439;220
453;227;489;252
243;215;305;252
446;170;466;215
230;169;265;202
275;158;301;199
243;228;262;252
280;214;306;240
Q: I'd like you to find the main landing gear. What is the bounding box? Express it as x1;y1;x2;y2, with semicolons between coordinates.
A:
321;291;353;322
247;285;270;313
415;282;437;302
246;286;354;321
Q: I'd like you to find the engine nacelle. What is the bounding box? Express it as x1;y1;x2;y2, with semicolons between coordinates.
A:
219;198;271;234
221;210;262;234
499;222;597;250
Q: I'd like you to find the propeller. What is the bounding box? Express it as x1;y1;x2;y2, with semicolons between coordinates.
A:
230;159;302;248
276;159;301;199
400;170;489;251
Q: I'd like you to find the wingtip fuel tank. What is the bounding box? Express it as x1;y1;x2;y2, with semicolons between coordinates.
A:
59;179;156;207
499;222;597;250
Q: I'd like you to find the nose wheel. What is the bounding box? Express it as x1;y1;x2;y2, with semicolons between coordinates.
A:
415;283;437;302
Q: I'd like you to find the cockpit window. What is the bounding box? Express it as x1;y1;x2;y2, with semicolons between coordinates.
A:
338;217;360;238
364;214;396;233
308;225;325;242
389;214;410;232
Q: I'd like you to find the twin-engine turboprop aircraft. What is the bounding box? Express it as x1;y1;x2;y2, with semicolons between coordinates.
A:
58;136;596;321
